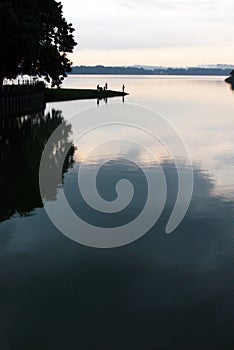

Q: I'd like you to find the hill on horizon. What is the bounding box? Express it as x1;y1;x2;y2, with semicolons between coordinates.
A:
70;65;233;76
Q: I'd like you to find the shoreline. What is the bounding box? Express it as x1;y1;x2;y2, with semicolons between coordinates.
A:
225;76;234;84
45;88;128;102
225;76;234;90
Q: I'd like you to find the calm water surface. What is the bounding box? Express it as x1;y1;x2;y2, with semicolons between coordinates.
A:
0;76;233;349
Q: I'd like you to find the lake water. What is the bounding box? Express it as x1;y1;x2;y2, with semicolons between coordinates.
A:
0;75;233;349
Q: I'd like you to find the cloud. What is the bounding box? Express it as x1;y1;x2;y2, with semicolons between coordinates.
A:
62;0;234;64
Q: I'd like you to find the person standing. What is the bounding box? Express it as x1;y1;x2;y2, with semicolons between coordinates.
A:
122;84;125;92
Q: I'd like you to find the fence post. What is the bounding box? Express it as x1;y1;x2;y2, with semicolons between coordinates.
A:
1;81;45;114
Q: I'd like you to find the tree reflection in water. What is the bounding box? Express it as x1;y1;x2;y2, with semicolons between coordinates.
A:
0;109;75;222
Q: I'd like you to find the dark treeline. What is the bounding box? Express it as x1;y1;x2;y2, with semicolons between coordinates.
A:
71;65;232;76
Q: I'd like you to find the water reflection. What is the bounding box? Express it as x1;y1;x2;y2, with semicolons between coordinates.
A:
0;76;234;349
96;95;125;106
60;156;233;230
0;152;233;350
0;109;75;222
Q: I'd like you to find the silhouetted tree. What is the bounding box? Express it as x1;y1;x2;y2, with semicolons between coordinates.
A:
0;0;77;87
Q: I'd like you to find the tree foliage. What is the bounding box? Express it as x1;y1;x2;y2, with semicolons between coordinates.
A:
0;0;77;87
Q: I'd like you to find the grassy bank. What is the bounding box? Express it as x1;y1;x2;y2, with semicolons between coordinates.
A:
45;88;128;102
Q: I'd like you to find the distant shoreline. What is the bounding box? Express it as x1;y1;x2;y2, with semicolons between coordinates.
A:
70;65;233;76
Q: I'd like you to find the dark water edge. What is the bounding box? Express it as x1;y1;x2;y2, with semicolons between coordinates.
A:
0;104;233;350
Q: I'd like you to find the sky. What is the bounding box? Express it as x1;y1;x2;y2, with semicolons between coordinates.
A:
62;0;234;67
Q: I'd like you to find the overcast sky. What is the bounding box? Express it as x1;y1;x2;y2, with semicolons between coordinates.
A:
62;0;234;66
